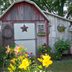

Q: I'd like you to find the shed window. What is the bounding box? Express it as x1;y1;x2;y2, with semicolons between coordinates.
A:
38;25;44;32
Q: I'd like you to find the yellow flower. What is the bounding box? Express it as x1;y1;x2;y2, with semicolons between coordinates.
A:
25;53;28;58
14;46;22;52
6;45;11;54
8;63;15;72
8;67;13;72
38;58;42;62
18;56;24;61
10;58;16;64
19;58;30;70
38;54;53;68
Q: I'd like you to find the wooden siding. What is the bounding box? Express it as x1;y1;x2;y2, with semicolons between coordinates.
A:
1;2;45;21
1;2;48;47
46;14;71;52
36;21;47;46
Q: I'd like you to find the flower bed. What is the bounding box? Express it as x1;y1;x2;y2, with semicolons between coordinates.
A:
4;45;53;72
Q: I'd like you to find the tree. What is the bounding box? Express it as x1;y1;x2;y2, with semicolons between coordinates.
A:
31;0;67;16
31;0;72;18
66;3;72;18
53;0;67;16
0;0;10;15
31;0;54;12
0;0;15;15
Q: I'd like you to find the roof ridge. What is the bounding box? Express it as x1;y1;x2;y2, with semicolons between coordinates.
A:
0;0;49;21
43;11;72;22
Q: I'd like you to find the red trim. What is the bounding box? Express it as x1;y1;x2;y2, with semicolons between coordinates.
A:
1;18;45;23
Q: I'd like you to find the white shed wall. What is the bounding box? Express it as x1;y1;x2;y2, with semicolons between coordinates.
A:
46;14;71;52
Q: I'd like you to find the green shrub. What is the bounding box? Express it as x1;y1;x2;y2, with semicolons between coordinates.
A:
51;53;62;60
54;39;70;52
0;45;15;67
0;46;7;67
38;43;51;55
54;39;70;60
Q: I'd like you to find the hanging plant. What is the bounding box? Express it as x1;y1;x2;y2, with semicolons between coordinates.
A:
57;25;66;32
37;32;46;37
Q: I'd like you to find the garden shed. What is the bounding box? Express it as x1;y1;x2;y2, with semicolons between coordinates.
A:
0;0;72;55
0;0;49;55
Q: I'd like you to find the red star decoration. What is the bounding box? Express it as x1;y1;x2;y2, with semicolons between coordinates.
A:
21;25;28;32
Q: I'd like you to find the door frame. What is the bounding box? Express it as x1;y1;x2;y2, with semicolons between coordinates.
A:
13;22;37;56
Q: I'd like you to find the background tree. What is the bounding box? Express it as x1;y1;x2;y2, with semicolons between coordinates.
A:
31;0;72;19
0;0;10;15
66;3;72;18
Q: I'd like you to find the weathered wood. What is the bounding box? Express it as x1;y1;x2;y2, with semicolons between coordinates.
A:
2;2;45;21
46;14;71;52
1;2;48;48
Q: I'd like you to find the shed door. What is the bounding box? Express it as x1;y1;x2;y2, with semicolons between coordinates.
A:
14;23;36;55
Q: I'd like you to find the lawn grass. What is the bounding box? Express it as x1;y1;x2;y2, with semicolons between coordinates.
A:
48;59;72;72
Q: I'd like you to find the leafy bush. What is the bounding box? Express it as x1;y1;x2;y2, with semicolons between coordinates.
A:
54;39;70;52
7;45;53;72
38;43;51;55
8;53;53;72
0;46;7;67
54;39;70;60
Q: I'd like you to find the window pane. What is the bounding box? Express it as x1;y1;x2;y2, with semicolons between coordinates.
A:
38;25;44;32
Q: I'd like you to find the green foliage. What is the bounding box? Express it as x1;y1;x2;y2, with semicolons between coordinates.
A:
67;3;72;18
0;0;10;15
54;39;70;52
54;39;70;60
38;44;51;55
0;46;7;58
0;45;7;67
7;45;53;72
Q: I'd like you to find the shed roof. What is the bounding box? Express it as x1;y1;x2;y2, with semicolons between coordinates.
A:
0;0;72;23
44;11;72;22
0;0;49;22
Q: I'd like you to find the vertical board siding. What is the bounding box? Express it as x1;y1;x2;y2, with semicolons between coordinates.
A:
1;2;48;47
2;2;45;21
36;21;47;47
46;14;71;52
